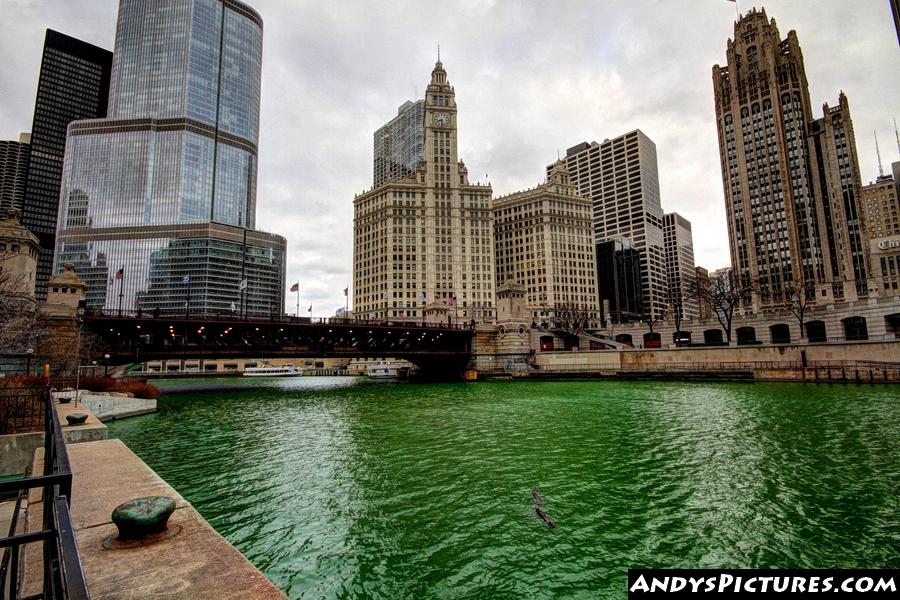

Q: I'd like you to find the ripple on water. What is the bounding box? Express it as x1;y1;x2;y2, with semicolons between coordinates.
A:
108;378;900;598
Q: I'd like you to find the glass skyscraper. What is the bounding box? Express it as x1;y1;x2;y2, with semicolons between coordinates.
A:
54;0;285;317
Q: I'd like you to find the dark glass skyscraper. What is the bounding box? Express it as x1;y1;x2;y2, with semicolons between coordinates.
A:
22;30;112;301
596;238;644;325
54;0;285;317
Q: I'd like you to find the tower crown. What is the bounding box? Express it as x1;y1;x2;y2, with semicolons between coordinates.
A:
430;60;448;86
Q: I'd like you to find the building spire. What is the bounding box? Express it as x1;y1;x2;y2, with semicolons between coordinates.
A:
875;130;884;178
895;117;900;157
437;43;440;63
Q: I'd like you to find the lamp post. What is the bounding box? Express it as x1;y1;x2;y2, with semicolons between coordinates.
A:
74;360;98;407
104;353;111;376
26;347;33;376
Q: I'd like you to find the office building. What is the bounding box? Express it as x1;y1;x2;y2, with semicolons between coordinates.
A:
493;161;598;325
373;99;426;188
713;8;870;310
0;134;31;210
694;266;713;320
662;212;699;320
21;30;112;301
596;237;643;324
861;162;900;295
54;0;284;317
557;130;668;319
354;59;495;322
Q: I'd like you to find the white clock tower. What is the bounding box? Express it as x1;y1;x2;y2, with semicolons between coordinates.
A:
353;57;495;323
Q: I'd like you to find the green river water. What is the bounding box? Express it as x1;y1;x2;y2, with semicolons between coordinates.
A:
107;378;900;599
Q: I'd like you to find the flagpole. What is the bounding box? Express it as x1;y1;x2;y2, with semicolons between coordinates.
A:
117;268;124;317
296;287;299;317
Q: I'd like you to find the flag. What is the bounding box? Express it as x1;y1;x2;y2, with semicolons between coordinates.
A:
239;279;248;290
290;282;299;292
115;268;124;280
343;287;349;297
417;292;425;303
448;295;457;306
268;247;274;264
308;304;312;313
230;302;236;312
183;275;191;284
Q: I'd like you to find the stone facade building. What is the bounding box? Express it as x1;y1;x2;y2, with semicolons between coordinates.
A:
353;59;495;323
861;162;900;296
0;208;40;300
493;161;598;325
713;8;870;311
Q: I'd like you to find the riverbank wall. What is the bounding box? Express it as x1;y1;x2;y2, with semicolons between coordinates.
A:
509;340;900;382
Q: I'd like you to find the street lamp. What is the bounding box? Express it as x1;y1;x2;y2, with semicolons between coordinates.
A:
74;360;98;407
26;348;34;375
104;353;111;376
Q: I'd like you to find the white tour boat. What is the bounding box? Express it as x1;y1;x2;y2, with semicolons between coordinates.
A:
366;363;409;380
242;365;304;377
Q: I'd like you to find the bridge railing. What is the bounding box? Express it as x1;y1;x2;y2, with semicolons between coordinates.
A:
84;309;478;331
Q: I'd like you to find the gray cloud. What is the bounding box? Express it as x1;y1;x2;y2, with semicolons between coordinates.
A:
2;0;898;315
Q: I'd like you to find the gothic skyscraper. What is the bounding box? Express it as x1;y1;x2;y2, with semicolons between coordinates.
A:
54;0;285;317
712;8;869;310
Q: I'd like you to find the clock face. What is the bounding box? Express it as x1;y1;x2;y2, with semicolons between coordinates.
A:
434;113;449;127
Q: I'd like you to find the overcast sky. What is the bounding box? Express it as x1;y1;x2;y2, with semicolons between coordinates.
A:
1;1;898;315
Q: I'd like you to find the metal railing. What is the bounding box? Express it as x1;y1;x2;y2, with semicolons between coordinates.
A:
616;359;900;372
83;309;479;331
0;386;45;435
0;385;90;600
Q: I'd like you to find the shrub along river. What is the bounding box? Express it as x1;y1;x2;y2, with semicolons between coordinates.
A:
107;378;899;599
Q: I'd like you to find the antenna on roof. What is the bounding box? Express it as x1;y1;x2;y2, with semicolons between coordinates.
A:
437;44;440;62
895;117;900;157
875;130;885;178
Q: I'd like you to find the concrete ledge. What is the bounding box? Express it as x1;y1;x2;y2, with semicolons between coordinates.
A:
75;393;157;422
27;439;285;599
56;400;108;443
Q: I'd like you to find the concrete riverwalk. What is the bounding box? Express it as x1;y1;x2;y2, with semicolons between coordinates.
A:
15;404;286;599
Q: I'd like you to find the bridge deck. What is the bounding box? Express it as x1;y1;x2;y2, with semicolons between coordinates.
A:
84;314;475;370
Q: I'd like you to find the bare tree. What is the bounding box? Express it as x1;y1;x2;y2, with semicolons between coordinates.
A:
0;269;43;354
1;268;90;374
691;270;754;344
667;290;684;345
779;282;817;340
640;307;663;336
550;302;592;348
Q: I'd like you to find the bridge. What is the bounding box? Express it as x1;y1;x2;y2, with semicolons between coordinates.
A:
83;313;476;374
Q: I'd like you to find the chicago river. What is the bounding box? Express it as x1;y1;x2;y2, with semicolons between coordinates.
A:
108;378;900;599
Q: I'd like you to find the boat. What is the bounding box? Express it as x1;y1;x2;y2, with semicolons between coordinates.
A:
242;365;304;377
366;363;409;380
